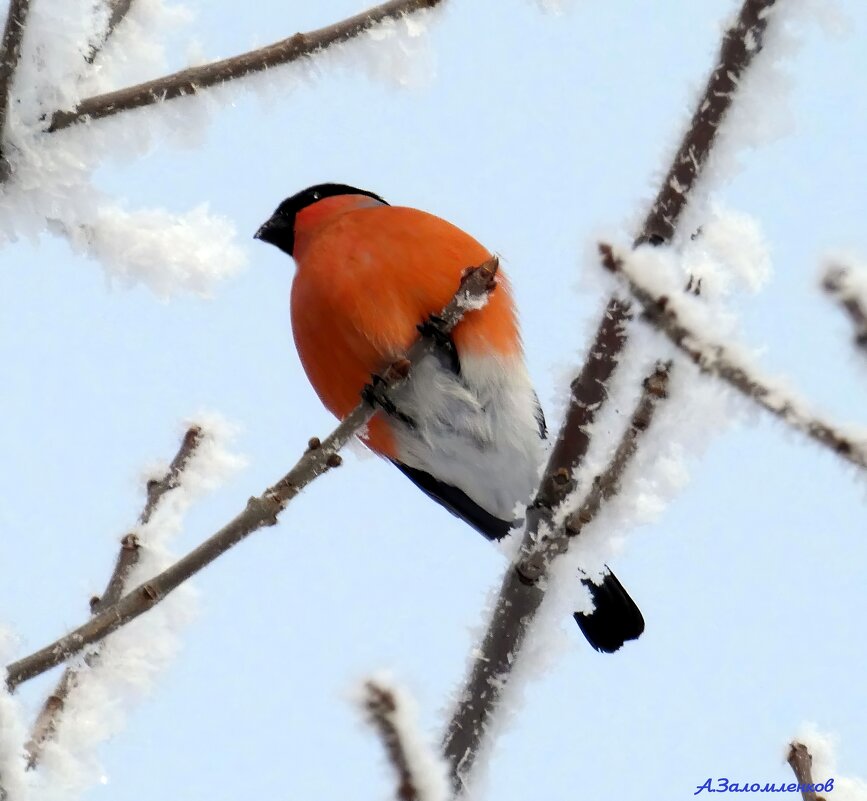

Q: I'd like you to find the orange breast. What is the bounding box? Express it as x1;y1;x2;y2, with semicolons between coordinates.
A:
290;206;521;456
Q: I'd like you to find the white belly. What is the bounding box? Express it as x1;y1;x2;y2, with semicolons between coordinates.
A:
388;351;544;521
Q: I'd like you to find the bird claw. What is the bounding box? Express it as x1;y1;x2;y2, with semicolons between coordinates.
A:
417;314;460;374
362;375;416;428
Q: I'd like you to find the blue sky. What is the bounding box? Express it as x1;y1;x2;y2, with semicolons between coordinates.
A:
1;0;865;798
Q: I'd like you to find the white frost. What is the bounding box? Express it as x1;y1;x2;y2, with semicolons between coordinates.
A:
33;414;245;801
793;725;867;801
0;630;31;801
357;674;449;801
1;0;442;295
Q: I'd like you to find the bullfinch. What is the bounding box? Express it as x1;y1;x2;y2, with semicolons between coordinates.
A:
255;183;644;652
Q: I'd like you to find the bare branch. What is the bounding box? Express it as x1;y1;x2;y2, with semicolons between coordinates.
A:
441;362;671;786
0;0;31;177
24;425;204;768
822;263;867;356
5;260;498;692
47;0;443;132
787;742;827;801
601;243;867;472
362;680;445;801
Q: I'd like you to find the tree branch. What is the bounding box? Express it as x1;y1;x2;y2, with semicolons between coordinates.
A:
0;0;31;177
5;259;498;692
787;742;827;801
362;680;444;801
24;425;204;768
602;243;867;472
441;362;670;786
545;0;779;489
86;0;136;64
440;0;782;788
822;263;867;356
47;0;443;132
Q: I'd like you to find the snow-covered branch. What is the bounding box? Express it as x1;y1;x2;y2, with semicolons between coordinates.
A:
546;0;779;508
441;362;670;787
24;425;205;769
822;261;867;356
0;0;31;176
601;243;867;472
361;679;447;801
4;260;498;692
787;743;826;801
85;0;134;64
518;362;671;577
441;0;785;788
47;0;443;132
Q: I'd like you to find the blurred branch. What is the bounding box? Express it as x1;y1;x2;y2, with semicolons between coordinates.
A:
5;260;498;692
0;0;31;178
362;680;441;801
24;426;203;769
787;742;827;801
602;243;867;472
442;362;670;785
441;0;781;788
48;0;443;132
86;0;136;64
822;263;867;356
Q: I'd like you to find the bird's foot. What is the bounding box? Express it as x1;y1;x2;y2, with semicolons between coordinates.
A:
362;374;416;428
417;314;460;374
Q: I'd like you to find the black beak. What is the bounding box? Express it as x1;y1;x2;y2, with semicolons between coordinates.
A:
254;219;274;242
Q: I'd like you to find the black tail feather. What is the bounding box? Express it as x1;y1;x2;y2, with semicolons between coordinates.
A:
391;461;645;653
573;569;645;653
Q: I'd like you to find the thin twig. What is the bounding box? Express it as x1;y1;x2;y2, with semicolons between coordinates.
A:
441;363;670;785
440;0;781;788
47;0;442;132
601;243;867;472
522;363;671;575
787;742;827;801
86;0;136;64
362;681;437;801
5;260;498;692
822;264;867;356
0;0;31;177
24;426;204;768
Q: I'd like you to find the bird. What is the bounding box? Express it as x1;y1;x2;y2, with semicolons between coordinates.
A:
255;183;644;652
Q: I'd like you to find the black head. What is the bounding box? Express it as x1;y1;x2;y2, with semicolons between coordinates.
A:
254;183;388;256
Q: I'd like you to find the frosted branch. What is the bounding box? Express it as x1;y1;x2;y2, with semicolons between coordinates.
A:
822;263;867;356
24;426;204;769
4;260;498;691
441;362;670;787
441;0;784;788
86;0;135;63
0;0;31;176
787;743;827;801
47;0;443;132
361;679;447;801
601;243;867;472
546;0;779;500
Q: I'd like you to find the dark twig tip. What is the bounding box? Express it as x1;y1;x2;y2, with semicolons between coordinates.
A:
121;532;140;550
